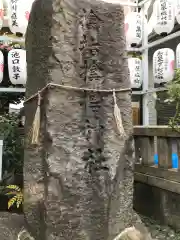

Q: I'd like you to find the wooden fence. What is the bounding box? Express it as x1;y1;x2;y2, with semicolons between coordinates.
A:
134;126;180;194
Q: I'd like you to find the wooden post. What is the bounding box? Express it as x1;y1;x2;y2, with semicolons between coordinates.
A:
134;136;154;165
176;139;180;170
132;102;140;126
134;136;141;164
157;137;172;169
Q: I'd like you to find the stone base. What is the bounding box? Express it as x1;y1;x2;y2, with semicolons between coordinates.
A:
0;212;26;239
134;181;180;230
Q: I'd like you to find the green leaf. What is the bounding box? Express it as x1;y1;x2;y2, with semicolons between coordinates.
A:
167;69;180;132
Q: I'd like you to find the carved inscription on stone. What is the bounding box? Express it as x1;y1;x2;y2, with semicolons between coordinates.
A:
79;10;108;173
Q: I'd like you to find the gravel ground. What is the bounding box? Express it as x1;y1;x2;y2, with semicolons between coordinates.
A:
140;215;180;240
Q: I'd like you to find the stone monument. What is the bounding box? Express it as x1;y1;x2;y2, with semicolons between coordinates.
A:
23;0;150;239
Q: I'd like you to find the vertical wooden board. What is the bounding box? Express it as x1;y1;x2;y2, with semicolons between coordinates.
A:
132;102;140;126
134;136;141;163
132;107;139;126
171;138;178;169
157;137;172;169
134;136;154;165
176;138;180;170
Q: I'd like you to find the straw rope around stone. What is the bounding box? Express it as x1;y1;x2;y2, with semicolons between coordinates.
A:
24;83;131;145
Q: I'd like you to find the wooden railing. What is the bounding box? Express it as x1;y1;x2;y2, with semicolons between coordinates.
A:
134;126;180;194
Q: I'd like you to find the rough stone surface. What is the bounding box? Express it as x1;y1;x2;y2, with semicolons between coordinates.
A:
134;182;180;231
24;0;146;239
141;215;180;240
0;212;25;240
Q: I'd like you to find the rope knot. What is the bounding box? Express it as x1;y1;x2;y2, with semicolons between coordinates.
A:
37;91;41;106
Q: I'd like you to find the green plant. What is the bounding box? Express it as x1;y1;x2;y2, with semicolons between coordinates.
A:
166;69;180;132
4;185;23;209
0;92;24;114
0;113;24;178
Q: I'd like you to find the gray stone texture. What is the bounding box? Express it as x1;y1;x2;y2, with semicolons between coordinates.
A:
0;212;25;240
24;0;144;239
134;182;180;231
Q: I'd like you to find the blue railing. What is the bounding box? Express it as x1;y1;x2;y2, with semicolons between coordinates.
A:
154;153;179;169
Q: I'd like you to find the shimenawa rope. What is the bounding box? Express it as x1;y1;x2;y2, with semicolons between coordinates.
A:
31;91;41;144
24;83;131;144
113;89;126;138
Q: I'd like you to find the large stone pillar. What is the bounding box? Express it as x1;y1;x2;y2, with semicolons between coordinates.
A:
24;0;144;239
